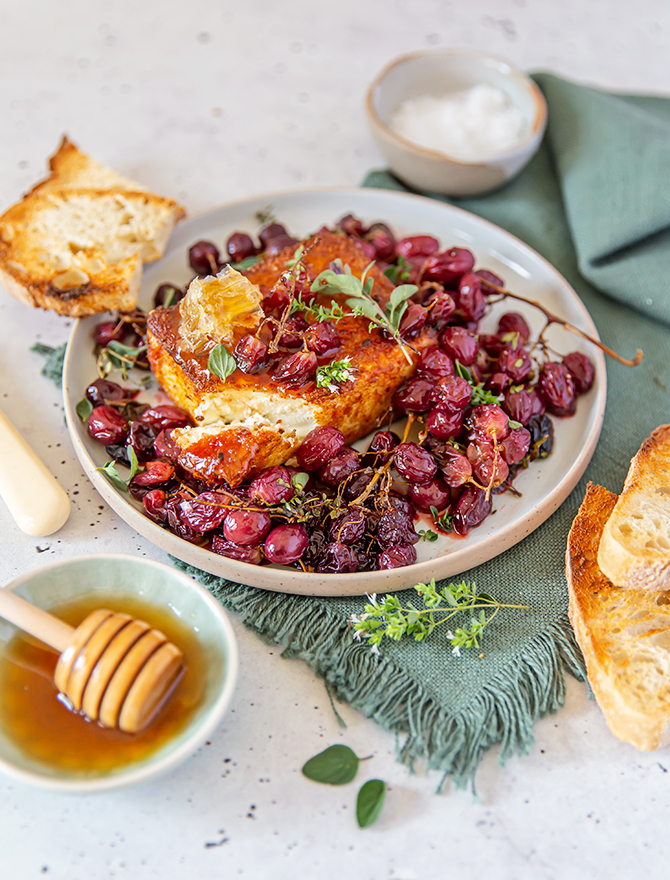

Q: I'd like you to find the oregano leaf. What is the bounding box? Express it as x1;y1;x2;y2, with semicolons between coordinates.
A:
207;344;237;380
356;779;386;828
301;744;359;785
75;398;93;421
231;255;262;271
98;461;128;493
127;445;141;481
388;284;418;311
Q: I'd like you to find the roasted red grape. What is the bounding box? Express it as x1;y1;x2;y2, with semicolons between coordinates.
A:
537;363;577;416
562;352;595;394
318;446;360;488
453;486;492;536
406;475;450;512
189;240;220;275
394;443;437;484
439;326;478;365
140;405;190;431
211;537;262;565
86;379;127;406
273;351;317;386
87;406;129;445
297;427;346;471
264;523;309;564
416;347;455;382
179;491;231;531
249;466;294;504
377;544;418;569
223;508;272;545
235;335;269;373
227;232;258;262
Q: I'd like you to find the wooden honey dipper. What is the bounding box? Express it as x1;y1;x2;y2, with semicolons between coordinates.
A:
0;588;184;734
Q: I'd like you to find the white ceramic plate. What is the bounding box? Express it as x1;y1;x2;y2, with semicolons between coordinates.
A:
63;187;606;597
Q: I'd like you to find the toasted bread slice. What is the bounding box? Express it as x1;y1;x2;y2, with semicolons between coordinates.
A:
567;482;670;750
597;425;670;591
147;231;435;487
0;137;185;317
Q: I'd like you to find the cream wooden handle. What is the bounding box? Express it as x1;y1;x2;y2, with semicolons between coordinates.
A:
0;408;71;536
0;587;75;653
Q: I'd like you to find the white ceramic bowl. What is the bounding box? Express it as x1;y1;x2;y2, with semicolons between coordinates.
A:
0;554;238;792
366;49;547;197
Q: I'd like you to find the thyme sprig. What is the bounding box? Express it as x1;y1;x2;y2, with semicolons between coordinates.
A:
316;357;355;392
351;579;528;655
454;361;502;406
97;340;148;380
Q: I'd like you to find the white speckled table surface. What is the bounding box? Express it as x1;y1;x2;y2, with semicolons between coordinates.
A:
2;2;670;878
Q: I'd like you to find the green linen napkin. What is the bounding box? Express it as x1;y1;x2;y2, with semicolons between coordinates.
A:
176;74;670;788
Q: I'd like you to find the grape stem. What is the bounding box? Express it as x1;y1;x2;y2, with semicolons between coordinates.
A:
350;414;416;507
487;283;643;367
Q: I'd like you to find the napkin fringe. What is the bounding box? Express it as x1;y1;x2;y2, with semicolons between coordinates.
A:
174;560;585;790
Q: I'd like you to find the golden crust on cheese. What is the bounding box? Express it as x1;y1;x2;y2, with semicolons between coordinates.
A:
146;231;436;486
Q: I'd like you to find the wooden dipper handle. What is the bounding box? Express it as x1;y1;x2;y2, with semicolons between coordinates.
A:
0;589;184;734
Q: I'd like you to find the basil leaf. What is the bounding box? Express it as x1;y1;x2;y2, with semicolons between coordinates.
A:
356;779;386;828
301;744;359;785
98;461;128;493
207;344;237;380
75;398;93;421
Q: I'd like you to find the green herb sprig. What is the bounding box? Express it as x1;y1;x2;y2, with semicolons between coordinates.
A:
230;255;262;271
351;579;528;655
97;447;141;492
454;361;502;406
430;505;454;532
310;260;418;364
290;298;348;323
97;340;147;380
383;255;410;284
417;527;439;542
316;357;355;392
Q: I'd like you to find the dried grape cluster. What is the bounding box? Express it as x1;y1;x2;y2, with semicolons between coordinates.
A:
82;213;596;574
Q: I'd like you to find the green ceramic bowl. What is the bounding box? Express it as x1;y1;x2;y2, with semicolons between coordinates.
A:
0;554;238;792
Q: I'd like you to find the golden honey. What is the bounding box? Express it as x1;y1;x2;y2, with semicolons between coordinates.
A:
0;592;209;774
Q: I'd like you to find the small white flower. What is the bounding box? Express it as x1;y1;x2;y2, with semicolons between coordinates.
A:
350;614;360;625
446;630;454;640
452;645;461;657
366;593;378;607
353;630;362;641
371;643;380;656
359;612;370;621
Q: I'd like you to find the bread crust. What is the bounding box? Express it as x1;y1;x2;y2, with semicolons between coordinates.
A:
597;425;670;590
0;137;185;317
567;482;670;750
